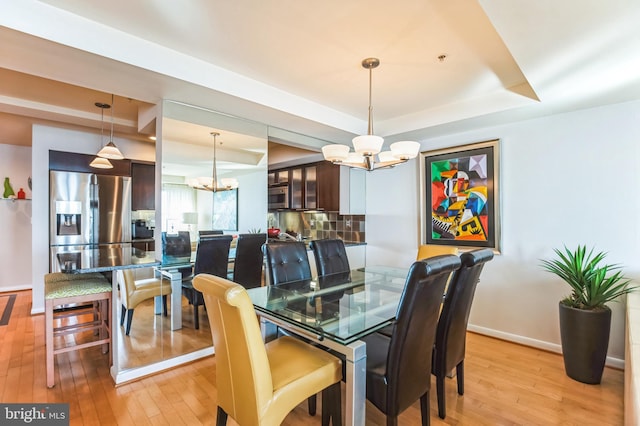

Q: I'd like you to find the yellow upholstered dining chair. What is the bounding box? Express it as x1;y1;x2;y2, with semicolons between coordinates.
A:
193;273;343;426
118;269;171;336
416;244;459;260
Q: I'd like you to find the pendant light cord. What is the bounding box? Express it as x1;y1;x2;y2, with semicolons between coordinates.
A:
110;93;114;143
367;65;374;136
211;132;220;191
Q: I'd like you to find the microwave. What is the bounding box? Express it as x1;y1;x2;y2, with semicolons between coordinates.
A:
268;185;289;209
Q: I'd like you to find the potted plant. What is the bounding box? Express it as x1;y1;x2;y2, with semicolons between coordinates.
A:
541;245;636;384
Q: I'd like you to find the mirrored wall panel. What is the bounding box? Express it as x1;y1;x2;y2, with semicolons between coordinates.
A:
116;100;268;375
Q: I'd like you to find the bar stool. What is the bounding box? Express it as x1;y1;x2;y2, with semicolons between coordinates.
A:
44;272;112;388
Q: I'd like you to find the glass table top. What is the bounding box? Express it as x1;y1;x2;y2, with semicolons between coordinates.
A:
247;266;410;345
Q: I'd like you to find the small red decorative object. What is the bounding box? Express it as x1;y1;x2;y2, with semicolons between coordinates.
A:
17;188;26;199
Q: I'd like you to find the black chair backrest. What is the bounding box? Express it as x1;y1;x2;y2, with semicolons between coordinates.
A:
162;231;191;258
434;248;494;374
263;241;311;286
386;255;461;414
162;231;193;278
199;230;224;237
232;233;267;289
193;235;233;278
309;238;350;276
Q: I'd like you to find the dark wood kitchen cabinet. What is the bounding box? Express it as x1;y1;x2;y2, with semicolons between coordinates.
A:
131;162;155;211
269;161;365;214
275;162;341;211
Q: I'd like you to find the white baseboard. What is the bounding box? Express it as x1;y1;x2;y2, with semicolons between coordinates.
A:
111;346;215;385
0;284;32;293
468;324;625;370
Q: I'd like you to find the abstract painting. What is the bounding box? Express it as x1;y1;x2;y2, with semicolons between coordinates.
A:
213;188;238;231
419;139;500;251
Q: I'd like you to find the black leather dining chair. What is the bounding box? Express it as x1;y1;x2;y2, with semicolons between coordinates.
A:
432;248;494;419
162;231;193;280
362;254;461;426
262;241;314;326
182;234;232;329
262;241;319;416
231;233;266;289
309;238;350;325
198;230;224;237
309;238;350;276
263;241;312;286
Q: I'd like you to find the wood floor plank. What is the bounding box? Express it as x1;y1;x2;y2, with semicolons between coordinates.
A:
0;289;625;425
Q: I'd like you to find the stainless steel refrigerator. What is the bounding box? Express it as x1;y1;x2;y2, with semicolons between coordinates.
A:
49;170;132;272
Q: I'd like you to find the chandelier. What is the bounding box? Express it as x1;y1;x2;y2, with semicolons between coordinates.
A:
188;132;238;192
321;58;420;171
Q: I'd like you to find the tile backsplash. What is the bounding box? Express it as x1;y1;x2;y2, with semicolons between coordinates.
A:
270;211;365;243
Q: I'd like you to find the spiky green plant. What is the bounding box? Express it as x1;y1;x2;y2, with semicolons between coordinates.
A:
541;245;635;310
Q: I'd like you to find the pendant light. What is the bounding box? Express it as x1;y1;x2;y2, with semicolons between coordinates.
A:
96;94;124;160
90;101;113;169
187;132;239;192
322;58;420;171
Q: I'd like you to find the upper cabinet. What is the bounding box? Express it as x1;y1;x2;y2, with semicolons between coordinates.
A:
131;162;155;211
269;161;364;214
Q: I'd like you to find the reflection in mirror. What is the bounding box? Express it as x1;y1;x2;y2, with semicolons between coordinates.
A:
117;100;268;374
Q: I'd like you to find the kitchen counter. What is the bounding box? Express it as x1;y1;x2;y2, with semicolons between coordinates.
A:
267;238;367;250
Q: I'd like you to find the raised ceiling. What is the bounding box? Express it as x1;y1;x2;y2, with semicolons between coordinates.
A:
1;0;639;149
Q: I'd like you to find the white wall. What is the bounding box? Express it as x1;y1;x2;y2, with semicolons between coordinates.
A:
0;144;32;292
366;99;640;366
237;169;268;233
31;124;155;313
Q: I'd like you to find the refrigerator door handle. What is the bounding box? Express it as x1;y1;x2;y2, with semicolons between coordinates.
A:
90;181;99;246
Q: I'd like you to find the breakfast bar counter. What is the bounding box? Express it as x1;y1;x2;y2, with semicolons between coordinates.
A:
49;244;161;384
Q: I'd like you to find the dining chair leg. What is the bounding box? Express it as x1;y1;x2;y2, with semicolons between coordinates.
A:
456;361;464;395
321;382;341;426
120;304;126;326
162;295;168;317
125;309;134;336
386;415;398;426
216;406;227;426
420;391;430;426
309;394;317;416
193;304;200;329
436;375;446;419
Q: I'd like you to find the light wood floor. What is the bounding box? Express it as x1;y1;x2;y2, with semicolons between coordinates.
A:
0;290;624;425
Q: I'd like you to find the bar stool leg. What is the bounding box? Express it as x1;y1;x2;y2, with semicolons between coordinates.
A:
45;299;55;388
100;298;110;354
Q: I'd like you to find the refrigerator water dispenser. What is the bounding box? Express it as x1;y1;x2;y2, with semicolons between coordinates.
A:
55;200;83;236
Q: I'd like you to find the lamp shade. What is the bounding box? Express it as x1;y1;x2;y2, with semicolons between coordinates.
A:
89;157;113;169
220;177;239;189
344;152;366;164
390;141;420;160
322;144;350;162
198;176;214;188
377;150;397;163
352;135;384;155
97;141;124;160
182;212;198;224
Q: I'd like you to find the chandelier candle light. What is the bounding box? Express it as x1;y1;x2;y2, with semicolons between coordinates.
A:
188;132;239;192
322;58;420;171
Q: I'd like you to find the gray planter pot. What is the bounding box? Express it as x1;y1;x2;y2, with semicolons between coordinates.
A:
558;302;611;384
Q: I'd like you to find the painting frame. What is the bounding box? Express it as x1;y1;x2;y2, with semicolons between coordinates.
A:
212;188;239;231
419;139;500;252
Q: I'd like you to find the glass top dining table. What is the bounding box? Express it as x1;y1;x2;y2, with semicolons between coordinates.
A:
246;266;410;426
